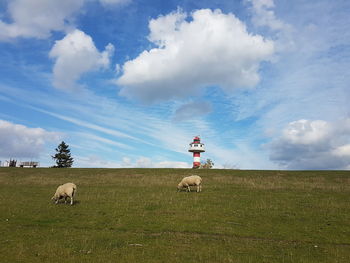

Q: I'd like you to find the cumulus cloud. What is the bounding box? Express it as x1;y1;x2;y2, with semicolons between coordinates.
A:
267;119;350;169
49;29;114;90
117;8;274;103
0;120;61;159
173;101;212;121
0;0;84;40
0;0;131;40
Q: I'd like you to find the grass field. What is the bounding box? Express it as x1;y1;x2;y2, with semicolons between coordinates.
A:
0;168;349;263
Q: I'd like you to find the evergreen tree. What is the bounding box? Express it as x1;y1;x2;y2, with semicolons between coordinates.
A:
52;141;74;168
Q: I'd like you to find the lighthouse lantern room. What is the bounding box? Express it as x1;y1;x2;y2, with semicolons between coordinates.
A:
188;136;205;168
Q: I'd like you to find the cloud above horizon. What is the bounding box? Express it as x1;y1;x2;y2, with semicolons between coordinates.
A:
247;0;288;31
117;8;274;103
0;120;61;159
268;119;350;170
49;29;114;91
0;0;132;41
0;0;84;40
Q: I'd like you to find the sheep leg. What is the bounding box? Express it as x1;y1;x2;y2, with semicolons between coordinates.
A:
70;196;74;205
55;195;61;204
187;185;191;192
197;185;200;192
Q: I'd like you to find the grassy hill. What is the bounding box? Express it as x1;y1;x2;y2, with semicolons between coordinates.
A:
0;168;349;262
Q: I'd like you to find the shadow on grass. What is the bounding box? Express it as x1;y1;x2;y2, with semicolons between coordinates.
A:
51;200;81;205
177;190;202;193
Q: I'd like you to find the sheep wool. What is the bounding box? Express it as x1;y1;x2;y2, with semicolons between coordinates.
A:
52;182;77;205
177;175;202;192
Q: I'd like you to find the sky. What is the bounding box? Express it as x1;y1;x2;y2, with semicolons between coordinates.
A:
0;0;349;169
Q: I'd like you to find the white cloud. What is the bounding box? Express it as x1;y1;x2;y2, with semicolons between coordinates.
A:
0;0;84;40
0;0;131;40
0;120;61;159
267;119;350;170
281;119;331;145
332;144;350;158
49;29;114;90
246;0;294;52
247;0;286;31
117;8;274;103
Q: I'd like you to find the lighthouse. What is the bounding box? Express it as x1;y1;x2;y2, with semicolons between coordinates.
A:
188;136;205;168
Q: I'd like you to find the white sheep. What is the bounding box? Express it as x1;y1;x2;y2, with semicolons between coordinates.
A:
177;175;202;192
51;183;77;205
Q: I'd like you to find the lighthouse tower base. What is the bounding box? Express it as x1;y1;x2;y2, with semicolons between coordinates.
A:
193;152;201;168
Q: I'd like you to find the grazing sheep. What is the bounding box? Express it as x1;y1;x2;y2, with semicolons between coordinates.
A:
177;175;202;192
52;183;77;205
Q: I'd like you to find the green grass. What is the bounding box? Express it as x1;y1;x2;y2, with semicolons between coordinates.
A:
0;168;349;262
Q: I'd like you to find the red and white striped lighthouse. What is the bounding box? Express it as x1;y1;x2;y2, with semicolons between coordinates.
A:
188;136;205;168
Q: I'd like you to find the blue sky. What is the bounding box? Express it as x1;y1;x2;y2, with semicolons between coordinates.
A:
0;0;349;169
